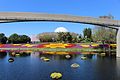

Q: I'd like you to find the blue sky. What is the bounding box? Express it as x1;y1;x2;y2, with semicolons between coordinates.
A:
0;0;119;37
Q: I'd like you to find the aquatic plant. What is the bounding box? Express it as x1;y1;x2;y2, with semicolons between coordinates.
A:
71;63;80;68
50;72;62;79
8;58;14;62
81;56;87;60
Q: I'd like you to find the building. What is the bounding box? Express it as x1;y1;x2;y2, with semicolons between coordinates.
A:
30;34;39;43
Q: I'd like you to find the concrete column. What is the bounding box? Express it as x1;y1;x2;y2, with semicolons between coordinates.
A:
117;27;120;57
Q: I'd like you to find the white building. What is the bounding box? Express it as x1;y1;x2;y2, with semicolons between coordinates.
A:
30;34;39;43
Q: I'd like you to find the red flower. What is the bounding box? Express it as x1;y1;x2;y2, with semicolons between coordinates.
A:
66;44;76;48
0;44;4;48
37;44;45;48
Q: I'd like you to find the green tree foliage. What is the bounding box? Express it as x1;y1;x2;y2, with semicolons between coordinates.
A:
83;28;92;39
0;33;7;44
83;28;92;42
8;33;31;44
19;35;31;43
58;32;72;43
37;32;58;42
8;33;19;43
37;32;78;43
92;27;116;43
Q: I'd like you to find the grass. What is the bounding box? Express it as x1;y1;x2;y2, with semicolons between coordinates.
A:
0;48;116;52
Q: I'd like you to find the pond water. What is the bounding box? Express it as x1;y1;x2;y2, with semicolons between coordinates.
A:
0;51;120;80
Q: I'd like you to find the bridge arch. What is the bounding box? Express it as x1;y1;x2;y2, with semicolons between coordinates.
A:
0;12;119;27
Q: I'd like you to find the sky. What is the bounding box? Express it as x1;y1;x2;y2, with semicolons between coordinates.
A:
0;0;120;37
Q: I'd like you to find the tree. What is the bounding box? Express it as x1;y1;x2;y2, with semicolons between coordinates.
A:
65;32;72;43
83;28;92;39
0;33;7;44
58;32;72;43
8;33;20;43
8;33;31;43
92;27;116;44
37;32;58;42
37;32;78;43
83;28;92;42
19;35;31;43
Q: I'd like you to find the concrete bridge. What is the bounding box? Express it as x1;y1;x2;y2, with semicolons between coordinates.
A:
0;12;120;57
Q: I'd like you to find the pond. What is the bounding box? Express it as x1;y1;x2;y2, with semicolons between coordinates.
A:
0;51;120;80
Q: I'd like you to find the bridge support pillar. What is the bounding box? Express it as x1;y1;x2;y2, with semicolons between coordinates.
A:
117;27;120;57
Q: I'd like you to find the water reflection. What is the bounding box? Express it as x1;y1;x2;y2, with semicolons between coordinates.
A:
82;54;94;59
0;50;119;80
96;51;116;58
9;51;31;57
0;52;7;59
0;51;116;59
32;51;84;60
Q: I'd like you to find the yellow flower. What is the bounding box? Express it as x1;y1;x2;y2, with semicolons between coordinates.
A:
13;44;21;46
91;44;99;47
44;43;66;48
63;43;69;46
56;52;69;54
81;44;90;48
22;44;35;47
110;44;116;47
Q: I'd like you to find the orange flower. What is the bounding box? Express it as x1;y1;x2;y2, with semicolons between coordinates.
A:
0;44;4;47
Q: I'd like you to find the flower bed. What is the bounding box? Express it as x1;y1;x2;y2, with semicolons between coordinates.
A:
0;43;116;49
